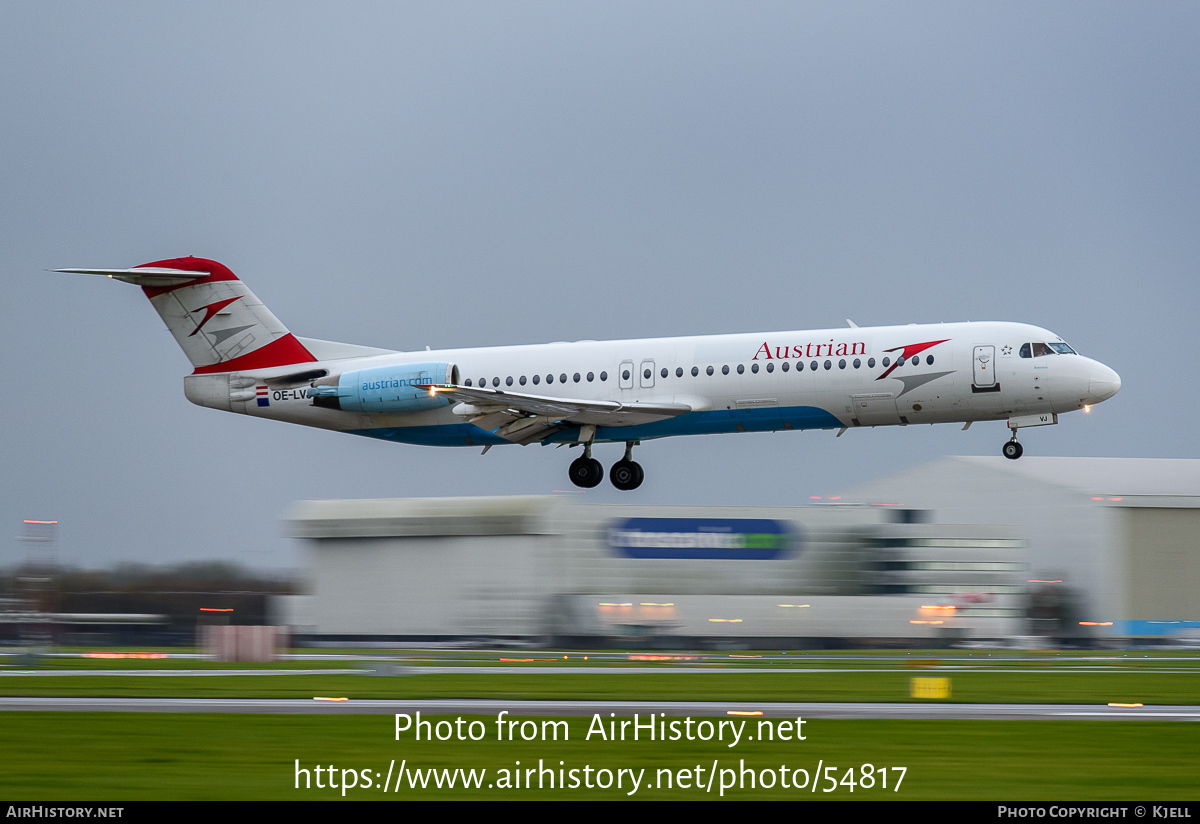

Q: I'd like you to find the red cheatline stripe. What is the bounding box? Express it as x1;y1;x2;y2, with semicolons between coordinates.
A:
192;334;316;374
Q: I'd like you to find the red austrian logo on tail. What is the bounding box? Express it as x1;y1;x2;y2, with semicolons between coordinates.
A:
875;339;950;380
188;297;243;337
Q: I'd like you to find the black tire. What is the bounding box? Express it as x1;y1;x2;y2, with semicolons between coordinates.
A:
1002;441;1023;460
630;460;644;488
569;457;603;488
610;459;644;491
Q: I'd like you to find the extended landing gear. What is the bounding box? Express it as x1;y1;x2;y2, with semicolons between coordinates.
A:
568;455;604;488
568;439;604;488
610;442;644;491
568;441;644;490
1002;437;1024;460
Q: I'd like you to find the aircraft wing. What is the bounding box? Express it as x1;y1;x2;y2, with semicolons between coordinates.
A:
426;384;692;445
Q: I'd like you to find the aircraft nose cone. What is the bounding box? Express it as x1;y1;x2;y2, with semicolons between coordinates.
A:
1089;363;1121;402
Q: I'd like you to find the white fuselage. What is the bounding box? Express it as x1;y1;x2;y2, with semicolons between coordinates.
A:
185;320;1121;448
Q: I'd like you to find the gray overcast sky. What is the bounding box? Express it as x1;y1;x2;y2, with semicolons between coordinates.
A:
2;3;1197;569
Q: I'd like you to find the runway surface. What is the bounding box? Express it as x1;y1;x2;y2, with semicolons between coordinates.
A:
3;664;1197;675
1;697;1197;720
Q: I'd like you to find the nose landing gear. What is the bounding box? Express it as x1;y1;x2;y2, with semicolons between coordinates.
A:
1002;434;1024;460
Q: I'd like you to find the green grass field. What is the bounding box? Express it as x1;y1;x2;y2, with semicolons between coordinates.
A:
0;713;1195;800
3;651;1196;799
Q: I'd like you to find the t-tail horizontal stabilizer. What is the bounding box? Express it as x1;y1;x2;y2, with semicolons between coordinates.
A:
53;267;210;287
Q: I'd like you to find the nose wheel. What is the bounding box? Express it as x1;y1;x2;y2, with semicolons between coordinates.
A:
1002;438;1023;460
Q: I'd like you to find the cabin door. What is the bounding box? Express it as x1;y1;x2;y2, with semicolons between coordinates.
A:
973;345;996;388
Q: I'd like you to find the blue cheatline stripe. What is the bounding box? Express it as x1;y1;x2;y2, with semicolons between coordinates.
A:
347;404;844;447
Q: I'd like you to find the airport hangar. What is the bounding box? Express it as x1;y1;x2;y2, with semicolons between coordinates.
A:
278;457;1200;647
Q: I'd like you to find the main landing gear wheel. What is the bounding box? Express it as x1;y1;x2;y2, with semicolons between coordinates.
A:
568;456;604;488
1002;440;1024;460
610;459;644;491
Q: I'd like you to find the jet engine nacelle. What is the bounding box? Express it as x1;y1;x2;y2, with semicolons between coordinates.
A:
309;362;458;413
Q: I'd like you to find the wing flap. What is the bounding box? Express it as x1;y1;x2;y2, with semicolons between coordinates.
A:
428;384;691;442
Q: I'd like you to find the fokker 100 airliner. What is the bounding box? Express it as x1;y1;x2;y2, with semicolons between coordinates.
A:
59;257;1121;490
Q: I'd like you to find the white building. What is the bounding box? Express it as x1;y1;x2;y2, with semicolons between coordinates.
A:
279;457;1199;646
842;457;1200;639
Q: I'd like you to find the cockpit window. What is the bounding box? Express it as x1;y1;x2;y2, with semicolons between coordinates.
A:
1048;342;1076;355
1031;342;1055;357
1019;343;1032;358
